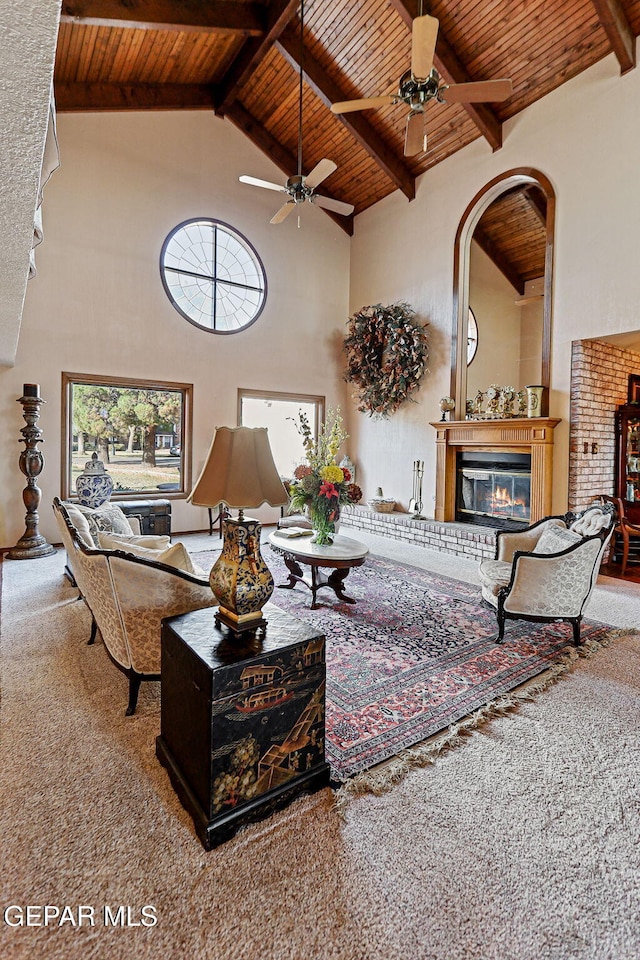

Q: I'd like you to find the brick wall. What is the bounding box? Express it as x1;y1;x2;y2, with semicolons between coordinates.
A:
569;339;640;509
340;505;497;560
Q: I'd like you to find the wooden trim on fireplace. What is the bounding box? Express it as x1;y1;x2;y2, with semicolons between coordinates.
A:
430;418;561;524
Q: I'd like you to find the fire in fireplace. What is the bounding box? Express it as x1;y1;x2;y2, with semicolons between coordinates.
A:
456;452;531;529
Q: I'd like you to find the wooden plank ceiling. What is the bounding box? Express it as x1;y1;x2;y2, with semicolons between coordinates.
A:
55;0;638;266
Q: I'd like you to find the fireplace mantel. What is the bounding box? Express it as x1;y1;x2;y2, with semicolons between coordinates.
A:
430;418;561;524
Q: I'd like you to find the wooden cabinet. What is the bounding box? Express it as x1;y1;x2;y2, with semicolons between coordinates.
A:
156;604;330;849
616;404;640;525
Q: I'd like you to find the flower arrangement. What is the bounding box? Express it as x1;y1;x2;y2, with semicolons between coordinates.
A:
288;408;359;544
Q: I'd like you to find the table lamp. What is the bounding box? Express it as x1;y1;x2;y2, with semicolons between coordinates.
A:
189;426;289;637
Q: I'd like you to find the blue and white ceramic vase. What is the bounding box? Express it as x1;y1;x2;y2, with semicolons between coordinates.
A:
75;452;113;508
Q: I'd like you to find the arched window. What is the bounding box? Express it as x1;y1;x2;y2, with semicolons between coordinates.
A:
467;307;478;364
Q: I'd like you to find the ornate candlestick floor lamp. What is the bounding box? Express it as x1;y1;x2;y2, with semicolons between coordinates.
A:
8;384;56;559
188;426;288;638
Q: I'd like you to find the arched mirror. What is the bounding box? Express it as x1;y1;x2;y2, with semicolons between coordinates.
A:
451;168;555;418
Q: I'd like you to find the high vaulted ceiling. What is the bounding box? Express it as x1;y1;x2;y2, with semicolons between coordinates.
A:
55;0;638;283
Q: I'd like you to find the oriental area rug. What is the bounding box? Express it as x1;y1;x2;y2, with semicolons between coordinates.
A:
195;549;616;786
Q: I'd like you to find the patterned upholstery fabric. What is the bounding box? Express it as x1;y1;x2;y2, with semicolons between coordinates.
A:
72;501;134;546
478;560;512;600
79;551;130;669
503;538;604;617
62;502;95;547
532;524;582;554
54;501;93;600
496;518;565;562
97;530;171;552
53;498;216;681
109;558;216;674
479;505;614;628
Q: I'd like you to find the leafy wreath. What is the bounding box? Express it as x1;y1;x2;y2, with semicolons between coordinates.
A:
343;302;429;417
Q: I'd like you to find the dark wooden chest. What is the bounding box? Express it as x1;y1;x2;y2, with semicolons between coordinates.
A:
156;604;330;849
117;499;171;536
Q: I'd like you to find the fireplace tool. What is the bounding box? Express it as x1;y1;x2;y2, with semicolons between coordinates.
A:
410;460;425;519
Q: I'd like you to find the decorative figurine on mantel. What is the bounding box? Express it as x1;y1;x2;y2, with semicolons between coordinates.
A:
7;384;56;560
473;390;484;417
498;385;516;418
485;384;500;418
76;451;113;508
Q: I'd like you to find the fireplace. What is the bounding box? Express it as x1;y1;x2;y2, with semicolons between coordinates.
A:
457;452;531;529
430;418;561;526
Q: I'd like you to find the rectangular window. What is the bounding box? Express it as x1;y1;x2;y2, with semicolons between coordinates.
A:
61;373;192;500
237;389;324;479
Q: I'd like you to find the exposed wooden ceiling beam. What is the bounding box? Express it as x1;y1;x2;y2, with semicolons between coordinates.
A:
387;0;505;151
60;0;264;36
590;0;636;74
224;101;354;236
276;25;415;202
215;0;300;115
523;186;547;226
55;81;216;111
473;227;525;296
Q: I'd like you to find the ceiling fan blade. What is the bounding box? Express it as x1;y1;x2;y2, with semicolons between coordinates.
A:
270;201;296;224
305;158;337;189
411;14;439;79
312;194;355;216
239;175;286;193
442;79;513;103
404;110;426;157
331;96;395;114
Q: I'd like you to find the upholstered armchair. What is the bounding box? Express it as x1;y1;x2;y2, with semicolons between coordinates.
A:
53;498;216;715
478;502;616;645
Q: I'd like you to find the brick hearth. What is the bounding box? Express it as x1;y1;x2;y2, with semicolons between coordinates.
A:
340;504;496;561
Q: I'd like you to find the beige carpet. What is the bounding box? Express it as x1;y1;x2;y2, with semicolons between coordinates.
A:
1;550;639;960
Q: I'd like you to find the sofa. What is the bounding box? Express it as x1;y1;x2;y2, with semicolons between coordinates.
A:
53;497;216;715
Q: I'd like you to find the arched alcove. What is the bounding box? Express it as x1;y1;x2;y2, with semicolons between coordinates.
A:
450;168;556;419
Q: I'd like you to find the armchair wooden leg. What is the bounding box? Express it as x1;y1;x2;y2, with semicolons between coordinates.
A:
126;672;143;716
88;616;98;646
495;596;506;643
572;618;583;646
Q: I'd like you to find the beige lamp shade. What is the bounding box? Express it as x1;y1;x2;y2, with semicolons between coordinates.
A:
188;426;288;511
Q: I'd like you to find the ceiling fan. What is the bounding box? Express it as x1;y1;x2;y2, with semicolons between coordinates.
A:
331;13;513;157
239;0;353;225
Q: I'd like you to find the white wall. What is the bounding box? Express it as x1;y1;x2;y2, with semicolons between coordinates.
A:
0;111;350;548
349;51;640;516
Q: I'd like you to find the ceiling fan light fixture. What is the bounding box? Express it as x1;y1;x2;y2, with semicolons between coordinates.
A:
330;14;512;159
239;0;351;225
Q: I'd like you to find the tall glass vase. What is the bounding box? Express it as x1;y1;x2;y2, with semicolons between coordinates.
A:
308;500;340;545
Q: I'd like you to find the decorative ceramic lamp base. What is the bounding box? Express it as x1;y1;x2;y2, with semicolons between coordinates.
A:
210;516;274;637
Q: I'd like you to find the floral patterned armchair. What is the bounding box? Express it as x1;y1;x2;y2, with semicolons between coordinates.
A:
478;501;616;645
